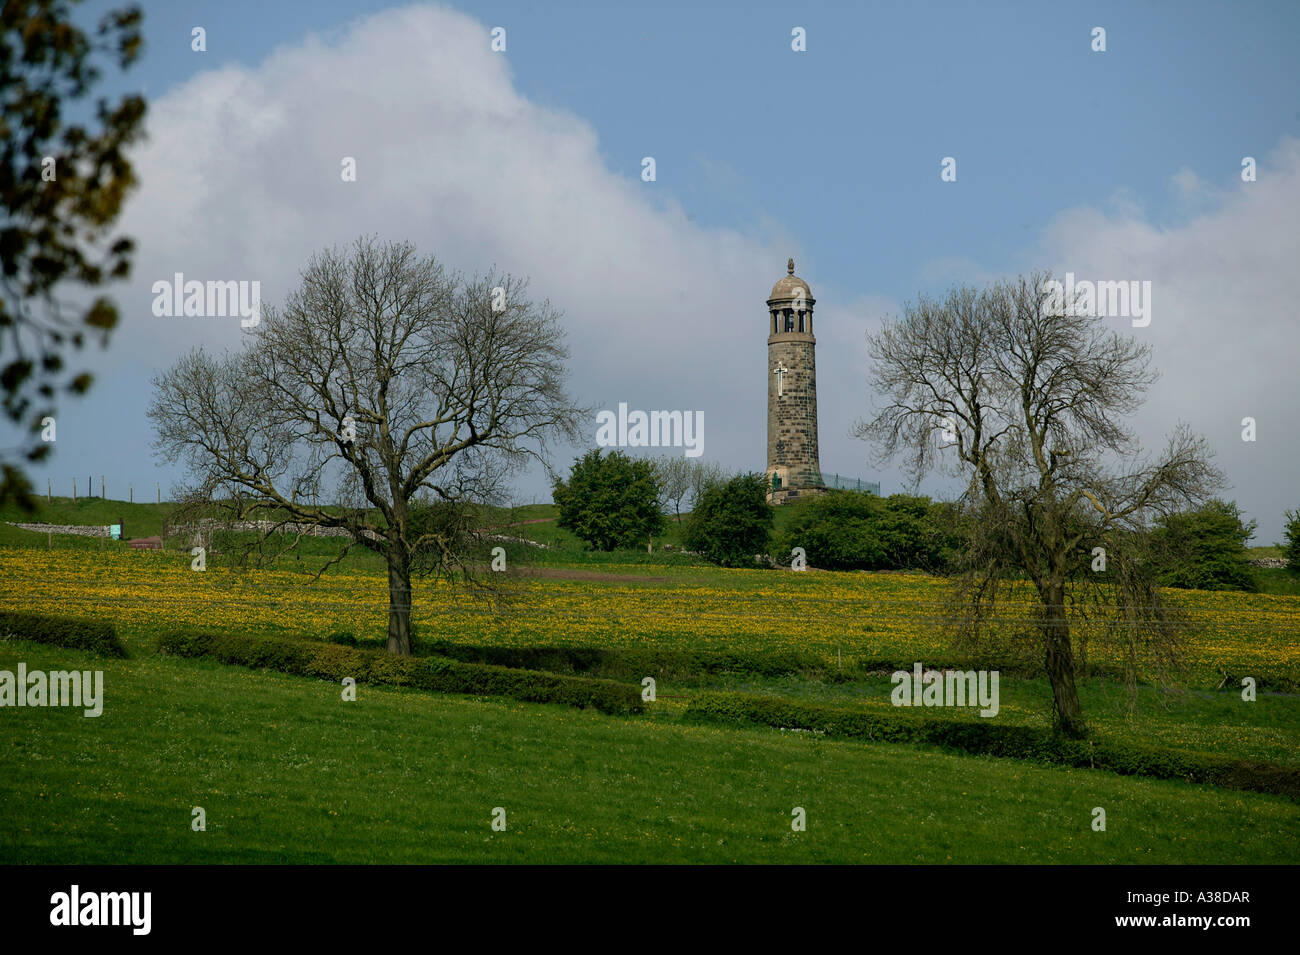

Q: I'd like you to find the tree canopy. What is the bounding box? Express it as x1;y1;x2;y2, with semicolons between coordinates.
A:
683;472;773;567
553;448;665;550
1;0;146;508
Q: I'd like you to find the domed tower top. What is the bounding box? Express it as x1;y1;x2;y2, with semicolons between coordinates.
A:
768;257;813;303
767;257;815;339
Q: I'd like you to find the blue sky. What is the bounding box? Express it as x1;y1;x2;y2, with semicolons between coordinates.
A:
118;0;1299;282
17;0;1300;537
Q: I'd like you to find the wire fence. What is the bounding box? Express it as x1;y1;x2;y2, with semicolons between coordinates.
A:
819;472;881;494
39;477;167;505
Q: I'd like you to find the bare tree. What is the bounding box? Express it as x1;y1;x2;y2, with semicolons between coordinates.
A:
854;272;1223;736
149;237;582;654
652;456;692;523
687;460;728;515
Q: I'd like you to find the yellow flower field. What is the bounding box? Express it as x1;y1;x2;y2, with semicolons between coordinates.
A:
7;549;1298;684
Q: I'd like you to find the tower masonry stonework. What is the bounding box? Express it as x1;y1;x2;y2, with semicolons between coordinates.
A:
766;258;825;504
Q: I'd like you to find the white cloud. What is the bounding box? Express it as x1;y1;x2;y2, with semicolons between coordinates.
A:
1033;137;1300;539
104;2;798;488
1170;166;1215;205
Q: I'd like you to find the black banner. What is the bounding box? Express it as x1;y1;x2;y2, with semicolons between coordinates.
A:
0;864;1283;941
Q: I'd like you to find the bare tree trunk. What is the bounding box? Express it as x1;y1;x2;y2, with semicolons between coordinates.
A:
386;553;413;655
1042;584;1085;737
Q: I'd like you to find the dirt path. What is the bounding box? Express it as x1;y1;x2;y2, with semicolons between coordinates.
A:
509;565;669;583
478;517;556;530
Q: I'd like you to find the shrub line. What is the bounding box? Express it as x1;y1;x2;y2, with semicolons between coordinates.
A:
0;610;128;658
156;630;643;715
685;691;1300;801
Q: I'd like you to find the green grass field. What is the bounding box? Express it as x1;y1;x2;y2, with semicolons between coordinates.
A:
1;498;1298;863
2;640;1295;864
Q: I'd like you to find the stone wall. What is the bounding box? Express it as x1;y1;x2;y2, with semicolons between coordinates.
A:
167;518;382;542
8;522;111;538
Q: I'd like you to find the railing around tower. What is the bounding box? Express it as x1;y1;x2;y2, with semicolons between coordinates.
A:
818;473;880;495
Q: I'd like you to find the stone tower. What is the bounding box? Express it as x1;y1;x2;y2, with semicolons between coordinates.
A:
766;258;824;504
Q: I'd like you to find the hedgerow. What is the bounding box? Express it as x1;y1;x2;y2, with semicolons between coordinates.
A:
417;640;823;681
685;692;1300;800
0;610;127;658
157;631;642;715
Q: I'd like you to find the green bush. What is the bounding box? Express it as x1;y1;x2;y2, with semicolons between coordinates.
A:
0;610;127;658
552;448;667;551
683;472;773;567
685;692;1299;800
1282;508;1300;573
419;640;823;681
414;640;1110;683
773;491;961;571
1148;500;1258;592
156;631;643;715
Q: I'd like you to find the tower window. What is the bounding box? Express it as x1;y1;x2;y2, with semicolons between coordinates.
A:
784;310;795;333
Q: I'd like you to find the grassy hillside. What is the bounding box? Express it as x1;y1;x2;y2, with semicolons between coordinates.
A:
3;494;1297;865
2;639;1294;864
8;497;1295;589
0;496;175;537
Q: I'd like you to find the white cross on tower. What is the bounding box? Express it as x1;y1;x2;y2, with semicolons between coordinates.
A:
773;360;788;397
